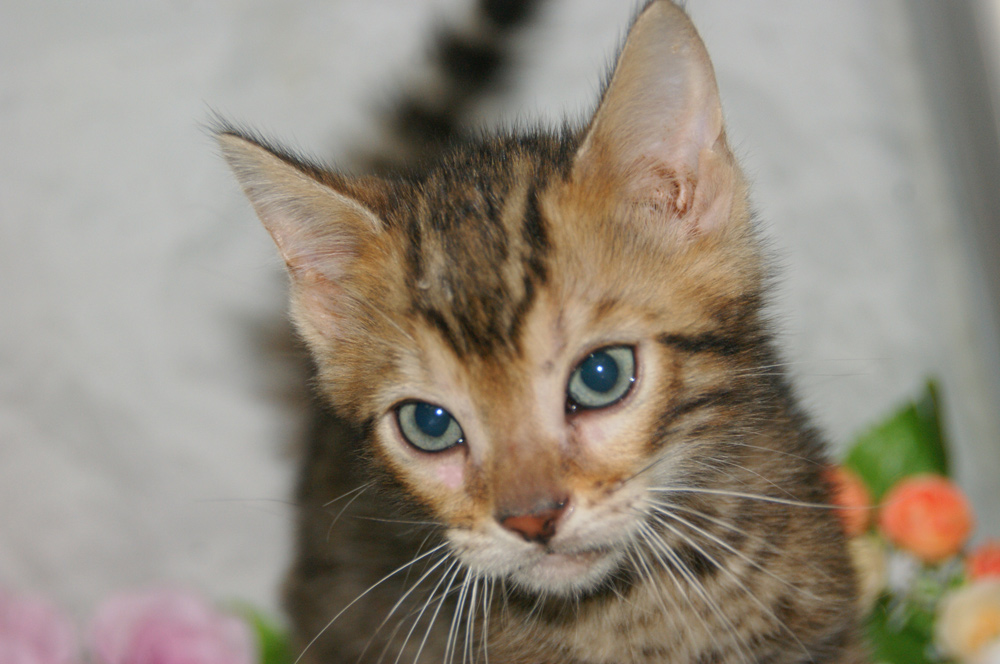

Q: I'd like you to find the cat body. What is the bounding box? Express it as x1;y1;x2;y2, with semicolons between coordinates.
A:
219;2;866;662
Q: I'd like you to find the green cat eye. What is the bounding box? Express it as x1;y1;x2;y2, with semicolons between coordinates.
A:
396;401;465;452
567;346;636;411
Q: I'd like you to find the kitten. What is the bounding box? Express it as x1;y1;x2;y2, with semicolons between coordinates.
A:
219;2;866;662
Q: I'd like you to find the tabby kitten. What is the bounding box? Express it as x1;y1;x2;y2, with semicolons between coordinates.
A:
219;2;865;662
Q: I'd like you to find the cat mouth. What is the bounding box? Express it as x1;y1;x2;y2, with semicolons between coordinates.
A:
512;544;621;595
542;543;612;561
538;548;608;574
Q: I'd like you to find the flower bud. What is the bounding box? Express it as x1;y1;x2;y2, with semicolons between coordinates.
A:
879;475;974;563
970;540;1000;581
824;465;872;537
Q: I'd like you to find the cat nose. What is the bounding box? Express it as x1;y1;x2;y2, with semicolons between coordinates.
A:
498;499;569;545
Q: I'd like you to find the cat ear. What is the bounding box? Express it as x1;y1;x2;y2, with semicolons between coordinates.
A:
217;131;382;283
573;0;735;234
218;131;388;344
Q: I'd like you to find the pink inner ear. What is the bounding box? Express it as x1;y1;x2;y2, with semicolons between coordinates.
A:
289;272;347;343
277;219;358;283
219;131;384;283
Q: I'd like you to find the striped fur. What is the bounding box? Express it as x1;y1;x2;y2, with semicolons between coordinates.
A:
219;2;866;662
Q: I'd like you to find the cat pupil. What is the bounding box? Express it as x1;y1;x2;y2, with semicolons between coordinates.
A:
414;403;451;437
580;351;619;393
566;346;636;411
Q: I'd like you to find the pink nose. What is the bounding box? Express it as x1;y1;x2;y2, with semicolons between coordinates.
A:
499;500;568;544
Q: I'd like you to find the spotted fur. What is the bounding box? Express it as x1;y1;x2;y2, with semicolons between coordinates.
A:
219;2;866;662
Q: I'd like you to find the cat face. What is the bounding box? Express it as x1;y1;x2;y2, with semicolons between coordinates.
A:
220;0;762;599
342;165;759;597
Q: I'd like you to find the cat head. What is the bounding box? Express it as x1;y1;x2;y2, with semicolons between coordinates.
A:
220;0;764;597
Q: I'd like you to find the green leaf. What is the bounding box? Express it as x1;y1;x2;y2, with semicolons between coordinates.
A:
233;606;293;664
844;380;949;500
865;598;937;664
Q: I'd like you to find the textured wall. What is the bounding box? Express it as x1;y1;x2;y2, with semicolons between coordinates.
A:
1;0;997;619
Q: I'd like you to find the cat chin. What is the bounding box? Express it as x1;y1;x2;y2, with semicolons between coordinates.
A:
508;548;624;597
449;529;626;597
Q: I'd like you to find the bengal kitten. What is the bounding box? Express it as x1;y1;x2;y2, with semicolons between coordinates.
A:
219;2;866;662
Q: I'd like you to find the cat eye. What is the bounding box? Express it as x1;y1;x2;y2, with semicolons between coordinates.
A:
396;401;465;452
566;346;636;411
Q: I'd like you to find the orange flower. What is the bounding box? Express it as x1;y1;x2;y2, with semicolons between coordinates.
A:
969;540;1000;581
824;465;872;537
879;474;974;563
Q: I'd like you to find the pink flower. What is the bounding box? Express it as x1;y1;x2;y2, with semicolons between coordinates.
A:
0;588;78;664
90;589;255;664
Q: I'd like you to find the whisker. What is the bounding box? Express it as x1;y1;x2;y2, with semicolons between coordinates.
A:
732;358;879;376
445;572;473;664
686;457;745;488
712;441;827;467
621;547;653;663
620;444;687;484
732;360;805;374
649;510;811;659
413;562;464;664
325;485;371;541
480;577;493;664
627;539;675;618
360;552;454;662
687;457;801;502
645;498;835;584
293;542;449;664
323;481;375;508
621;432;829;491
637;520;754;664
392;558;461;664
647;486;835;510
464;576;479;664
401;531;441;590
649;504;820;601
350;515;443;527
634;528;714;658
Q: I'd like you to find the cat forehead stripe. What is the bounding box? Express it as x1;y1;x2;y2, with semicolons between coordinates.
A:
406;147;556;358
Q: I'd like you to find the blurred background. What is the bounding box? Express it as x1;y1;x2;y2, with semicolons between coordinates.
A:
2;0;999;620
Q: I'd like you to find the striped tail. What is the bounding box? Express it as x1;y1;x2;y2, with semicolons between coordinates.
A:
356;0;548;173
